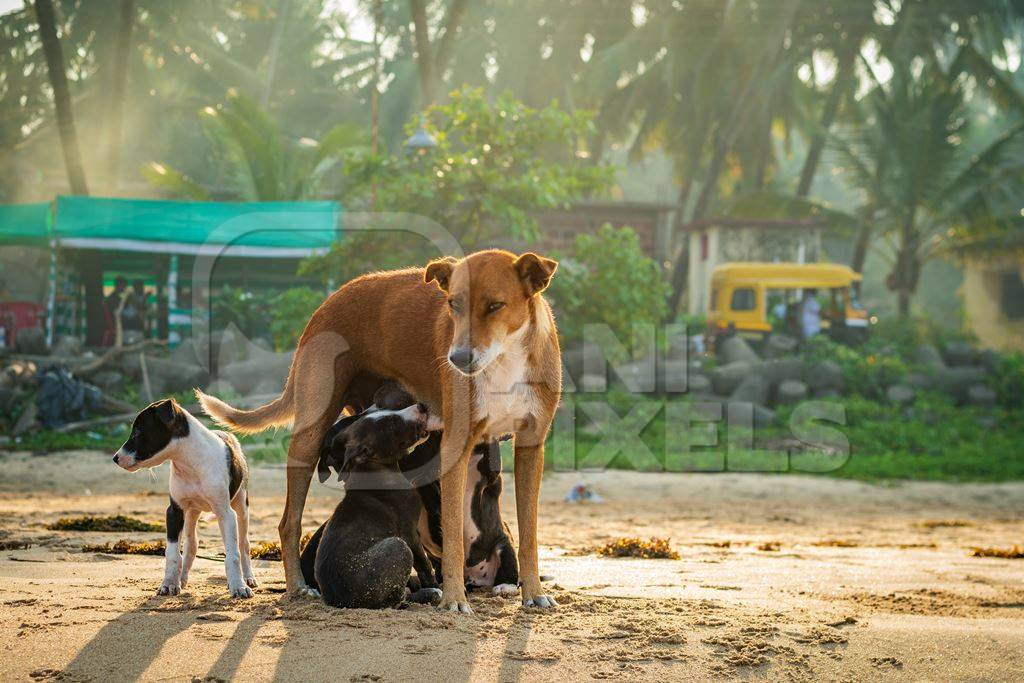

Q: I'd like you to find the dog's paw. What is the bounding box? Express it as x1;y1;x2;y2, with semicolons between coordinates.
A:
244;576;259;588
229;583;254;599
293;585;320;599
523;594;558;609
492;583;519;597
438;592;473;614
157;582;181;596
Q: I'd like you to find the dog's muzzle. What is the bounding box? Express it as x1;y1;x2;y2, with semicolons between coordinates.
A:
112;449;138;470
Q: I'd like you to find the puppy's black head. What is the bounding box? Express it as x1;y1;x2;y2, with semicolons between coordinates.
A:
113;398;190;471
317;404;429;483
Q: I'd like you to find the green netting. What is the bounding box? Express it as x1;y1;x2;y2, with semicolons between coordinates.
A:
54;196;342;256
0;202;52;246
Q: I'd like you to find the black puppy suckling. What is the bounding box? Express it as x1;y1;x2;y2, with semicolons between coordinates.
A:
299;402;441;609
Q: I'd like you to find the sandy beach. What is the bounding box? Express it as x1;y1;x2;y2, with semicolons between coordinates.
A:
1;450;1022;681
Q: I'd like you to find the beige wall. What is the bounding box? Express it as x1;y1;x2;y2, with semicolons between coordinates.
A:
962;256;1024;352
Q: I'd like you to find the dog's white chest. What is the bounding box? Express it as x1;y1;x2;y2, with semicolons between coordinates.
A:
475;345;537;435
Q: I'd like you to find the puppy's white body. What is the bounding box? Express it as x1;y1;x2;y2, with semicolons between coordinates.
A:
115;408;257;598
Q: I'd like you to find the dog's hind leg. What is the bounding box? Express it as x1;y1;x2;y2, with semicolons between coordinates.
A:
178;509;200;589
233;488;257;588
281;341;355;596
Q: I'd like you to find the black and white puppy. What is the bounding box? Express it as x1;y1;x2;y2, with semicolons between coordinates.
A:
113;397;257;599
410;436;519;595
299;402;439;609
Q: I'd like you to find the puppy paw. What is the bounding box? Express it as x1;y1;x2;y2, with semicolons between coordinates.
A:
523;594;558;609
229;584;254;599
409;587;443;605
244;576;259;588
157;582;181;596
492;583;519;597
293;585;320;599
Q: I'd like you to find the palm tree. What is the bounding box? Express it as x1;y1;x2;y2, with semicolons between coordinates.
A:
143;91;368;201
831;57;1024;316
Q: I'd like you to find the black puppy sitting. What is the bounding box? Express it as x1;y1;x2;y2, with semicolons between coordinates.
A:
300;402;441;609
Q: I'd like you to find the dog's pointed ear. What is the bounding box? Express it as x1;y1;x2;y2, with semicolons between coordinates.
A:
153;399;179;429
514;252;558;296
425;256;458;292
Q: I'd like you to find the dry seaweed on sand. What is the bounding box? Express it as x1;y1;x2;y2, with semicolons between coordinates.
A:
82;539;167;555
0;540;32;550
47;515;164;532
757;541;781;552
250;532;315;561
597;537;680;560
969;546;1024;559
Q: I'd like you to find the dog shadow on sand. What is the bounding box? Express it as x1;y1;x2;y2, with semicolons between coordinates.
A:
60;573;541;682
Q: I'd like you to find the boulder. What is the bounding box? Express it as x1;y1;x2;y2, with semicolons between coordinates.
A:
710;361;753;396
764;333;798;359
91;370;124;393
660;359;692;393
579;373;607;393
966;384;997;408
611;359;656;393
202;378;236;398
51;335;83;358
886;384;915;406
907;372;934;391
913;344;945;370
135;354;207;394
775;379;809;406
757;359;807;385
941;341;974;368
935;366;987;403
219;350;293;396
251;376;285;398
212;327;250;368
977;349;1002;375
723;401;777;429
14;328;47;355
665;327;691;361
804;360;844;395
687;374;712;396
730;374;770;406
717;335;761;365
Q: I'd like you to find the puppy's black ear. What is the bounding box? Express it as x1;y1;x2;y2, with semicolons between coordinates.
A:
153;399;178;429
425;256;457;292
373;382;415;410
514;252;558;296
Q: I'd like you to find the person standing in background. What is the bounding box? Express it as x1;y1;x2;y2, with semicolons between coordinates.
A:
800;288;821;339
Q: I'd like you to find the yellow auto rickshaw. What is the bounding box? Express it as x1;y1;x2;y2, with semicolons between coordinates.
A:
706;262;871;345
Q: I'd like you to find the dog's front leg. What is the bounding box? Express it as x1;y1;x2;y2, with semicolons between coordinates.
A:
514;430;557;609
159;499;185;596
215;501;252;599
438;430;474;613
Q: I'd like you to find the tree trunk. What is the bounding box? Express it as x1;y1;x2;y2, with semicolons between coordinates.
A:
105;0;135;189
796;48;855;198
409;0;468;106
261;0;289;109
35;0;106;346
409;0;437;105
850;224;871;273
34;0;88;195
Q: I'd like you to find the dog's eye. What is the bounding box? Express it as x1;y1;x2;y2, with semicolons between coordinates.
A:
448;299;462;314
486;301;505;314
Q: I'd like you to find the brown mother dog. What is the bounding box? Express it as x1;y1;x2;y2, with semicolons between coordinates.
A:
197;249;561;612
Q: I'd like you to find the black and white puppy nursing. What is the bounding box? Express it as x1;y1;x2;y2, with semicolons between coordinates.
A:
301;401;440;609
113;397;257;599
303;383;519;609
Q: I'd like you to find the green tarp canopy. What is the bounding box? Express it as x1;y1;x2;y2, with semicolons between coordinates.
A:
1;197;342;257
0;202;52;247
53;196;341;258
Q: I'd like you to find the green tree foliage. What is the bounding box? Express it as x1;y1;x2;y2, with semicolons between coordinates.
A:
143;90;368;201
301;87;611;283
547;224;668;352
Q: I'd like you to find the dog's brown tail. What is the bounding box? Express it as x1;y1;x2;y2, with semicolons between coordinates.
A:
195;379;296;435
